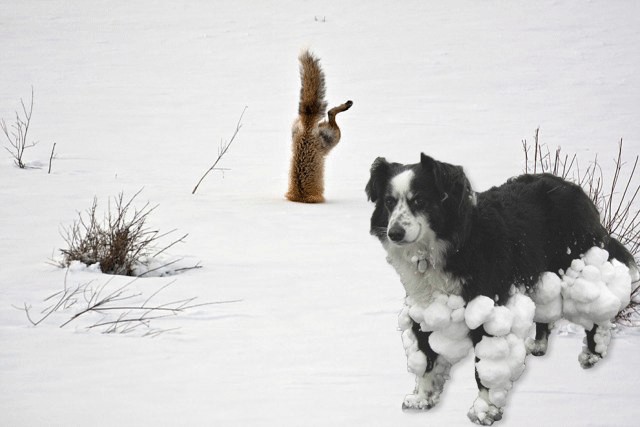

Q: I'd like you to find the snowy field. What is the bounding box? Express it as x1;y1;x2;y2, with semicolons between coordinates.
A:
2;1;640;425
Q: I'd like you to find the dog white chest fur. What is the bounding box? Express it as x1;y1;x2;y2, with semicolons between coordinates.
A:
383;170;462;304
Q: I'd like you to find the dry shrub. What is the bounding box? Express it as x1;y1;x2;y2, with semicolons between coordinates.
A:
60;190;186;276
522;129;640;324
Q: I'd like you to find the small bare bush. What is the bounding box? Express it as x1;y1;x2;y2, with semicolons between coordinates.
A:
522;129;640;325
59;190;191;276
2;87;38;168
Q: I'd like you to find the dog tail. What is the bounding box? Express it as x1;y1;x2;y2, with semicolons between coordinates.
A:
298;50;327;128
607;237;639;281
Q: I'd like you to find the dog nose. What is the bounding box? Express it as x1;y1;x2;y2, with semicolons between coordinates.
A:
388;225;405;242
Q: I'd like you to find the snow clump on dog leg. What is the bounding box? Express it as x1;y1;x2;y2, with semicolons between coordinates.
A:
562;247;631;328
464;296;495;330
561;247;634;368
531;272;563;323
402;357;452;410
399;294;472;410
399;304;428;376
424;293;473;365
484;306;514;336
526;272;563;355
467;291;535;425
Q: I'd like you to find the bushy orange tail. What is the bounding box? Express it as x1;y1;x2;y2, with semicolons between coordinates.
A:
298;50;327;128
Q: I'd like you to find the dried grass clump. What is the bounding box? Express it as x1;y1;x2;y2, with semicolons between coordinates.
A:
60;190;186;276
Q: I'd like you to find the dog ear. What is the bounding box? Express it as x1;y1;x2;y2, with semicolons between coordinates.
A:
421;152;447;193
420;153;437;171
420;152;469;199
366;157;390;202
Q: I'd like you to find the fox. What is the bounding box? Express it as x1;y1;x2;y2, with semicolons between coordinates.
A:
286;50;352;203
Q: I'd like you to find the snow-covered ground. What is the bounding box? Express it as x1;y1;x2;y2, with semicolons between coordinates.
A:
1;1;640;425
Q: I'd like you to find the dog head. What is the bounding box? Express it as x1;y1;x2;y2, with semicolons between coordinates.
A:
366;153;475;259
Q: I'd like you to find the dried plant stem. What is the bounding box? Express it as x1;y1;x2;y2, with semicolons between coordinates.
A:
15;273;241;334
48;142;56;174
192;106;247;195
1;87;37;169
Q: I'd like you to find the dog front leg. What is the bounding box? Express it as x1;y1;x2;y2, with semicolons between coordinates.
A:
466;293;535;425
403;354;451;410
400;321;451;410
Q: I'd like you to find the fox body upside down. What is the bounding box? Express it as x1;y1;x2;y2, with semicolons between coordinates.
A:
286;50;352;203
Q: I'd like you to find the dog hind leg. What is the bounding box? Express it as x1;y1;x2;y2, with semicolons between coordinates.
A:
526;322;550;356
579;323;612;369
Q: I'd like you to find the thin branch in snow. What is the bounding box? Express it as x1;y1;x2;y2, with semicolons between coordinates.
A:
192;106;247;195
48;142;57;174
16;272;242;335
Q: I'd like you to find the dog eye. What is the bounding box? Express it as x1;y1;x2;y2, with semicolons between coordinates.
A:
411;196;426;209
384;196;397;209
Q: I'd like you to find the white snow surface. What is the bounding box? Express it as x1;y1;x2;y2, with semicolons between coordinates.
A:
2;1;640;426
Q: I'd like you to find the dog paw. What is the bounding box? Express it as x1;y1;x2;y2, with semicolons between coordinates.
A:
468;398;503;425
525;337;547;356
402;392;440;411
579;349;602;369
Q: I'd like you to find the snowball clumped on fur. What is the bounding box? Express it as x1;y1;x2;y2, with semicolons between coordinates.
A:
531;272;563;323
464;290;534;407
562;247;632;330
400;293;473;370
464;296;494;330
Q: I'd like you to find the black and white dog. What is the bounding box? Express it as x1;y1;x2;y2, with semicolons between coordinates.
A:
366;153;638;425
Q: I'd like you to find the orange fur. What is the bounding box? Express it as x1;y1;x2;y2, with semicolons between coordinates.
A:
286;50;352;203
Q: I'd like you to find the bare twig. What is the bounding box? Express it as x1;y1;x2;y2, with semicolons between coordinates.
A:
48;142;56;174
192;106;247;195
2;87;37;168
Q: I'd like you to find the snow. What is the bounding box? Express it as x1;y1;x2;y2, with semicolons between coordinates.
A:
507;293;537;339
2;1;640;426
531;272;563;323
404;295;473;366
484;306;515;337
562;247;633;330
465;295;496;330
